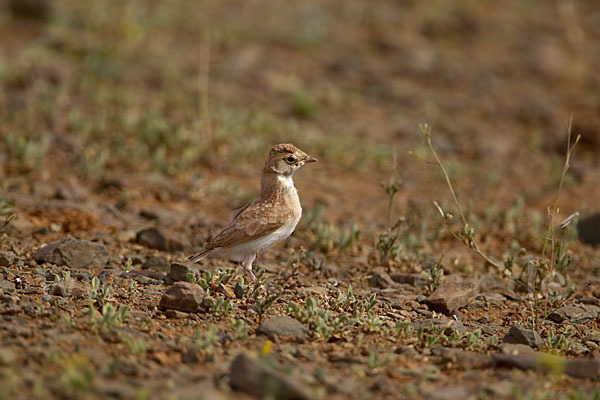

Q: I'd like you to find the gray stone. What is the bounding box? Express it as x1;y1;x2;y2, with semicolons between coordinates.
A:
0;278;15;292
169;262;201;282
503;326;542;348
565;358;600;380
257;316;308;340
33;238;109;269
394;346;418;356
0;251;17;267
0;347;16;365
390;273;428;288
229;353;315;400
547;304;600;323
159;282;206;313
428;385;473;400
49;283;70;297
136;227;185;251
578;213;600;247
142;256;170;272
368;267;395;289
423;275;479;315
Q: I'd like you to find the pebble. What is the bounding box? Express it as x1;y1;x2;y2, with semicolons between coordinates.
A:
33;238;109;269
256;316;308;340
422;275;478;315
503;326;542;348
229;353;315;400
159;282;206;313
0;251;17;267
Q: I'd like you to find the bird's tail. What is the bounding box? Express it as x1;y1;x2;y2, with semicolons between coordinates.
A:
188;250;210;263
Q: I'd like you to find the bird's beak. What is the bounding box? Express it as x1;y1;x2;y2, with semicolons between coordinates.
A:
304;156;318;164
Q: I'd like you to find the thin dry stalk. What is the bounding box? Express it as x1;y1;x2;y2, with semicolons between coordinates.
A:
541;115;580;259
420;123;504;271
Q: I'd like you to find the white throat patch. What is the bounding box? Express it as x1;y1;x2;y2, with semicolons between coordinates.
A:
277;174;295;189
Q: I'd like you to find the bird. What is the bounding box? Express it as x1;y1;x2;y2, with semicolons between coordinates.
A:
188;143;317;282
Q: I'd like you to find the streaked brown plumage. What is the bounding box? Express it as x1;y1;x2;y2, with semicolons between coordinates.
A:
188;143;317;281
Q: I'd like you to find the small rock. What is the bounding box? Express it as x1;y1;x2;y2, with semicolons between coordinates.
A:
368;267;395;289
229;353;315;400
547;304;600;323
0;278;16;292
394;346;418;356
422;275;479;315
256;316;308;340
578;213;600;247
33;238;109;269
428;385;472;400
503;326;542;348
493;353;537;370
499;343;535;355
0;347;16;365
390;273;428;288
159;282;206;313
44;270;59;282
565;358;600;380
165;309;188;319
169;262;201;282
49;283;70;297
142;256;170;272
136;227;185;251
482;381;513;398
234;282;245;299
0;251;17;267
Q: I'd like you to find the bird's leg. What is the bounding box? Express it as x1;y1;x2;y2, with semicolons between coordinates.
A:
242;254;266;294
241;254;257;283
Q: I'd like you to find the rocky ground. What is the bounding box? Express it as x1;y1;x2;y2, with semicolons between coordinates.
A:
1;0;600;399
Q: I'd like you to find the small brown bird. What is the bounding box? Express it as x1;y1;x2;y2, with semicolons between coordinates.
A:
188;143;317;282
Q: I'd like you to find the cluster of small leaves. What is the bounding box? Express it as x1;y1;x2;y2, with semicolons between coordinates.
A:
545;328;573;354
0;199;16;233
187;268;238;296
119;334;148;357
230;318;249;340
89;303;129;330
288;286;388;341
288;297;357;341
204;296;233;316
195;325;219;360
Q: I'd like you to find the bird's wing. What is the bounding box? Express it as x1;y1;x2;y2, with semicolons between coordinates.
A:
206;201;290;249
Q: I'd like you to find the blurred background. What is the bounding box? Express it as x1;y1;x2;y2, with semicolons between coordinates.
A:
0;0;599;236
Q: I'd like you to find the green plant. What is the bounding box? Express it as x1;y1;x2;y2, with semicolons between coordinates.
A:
425;258;444;294
230;318;249;340
195;325;219;359
119;334;148;357
545;328;573;354
253;280;283;322
90;303;129;330
465;329;482;348
0;199;16;233
59;354;95;396
367;351;391;370
204;296;233;316
288;297;357;341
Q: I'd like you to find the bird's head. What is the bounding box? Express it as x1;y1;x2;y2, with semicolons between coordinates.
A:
265;143;317;176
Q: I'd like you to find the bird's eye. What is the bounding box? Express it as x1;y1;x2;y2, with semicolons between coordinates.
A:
285;156;296;164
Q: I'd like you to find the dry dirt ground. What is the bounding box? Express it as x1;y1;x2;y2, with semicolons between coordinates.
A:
1;1;600;399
